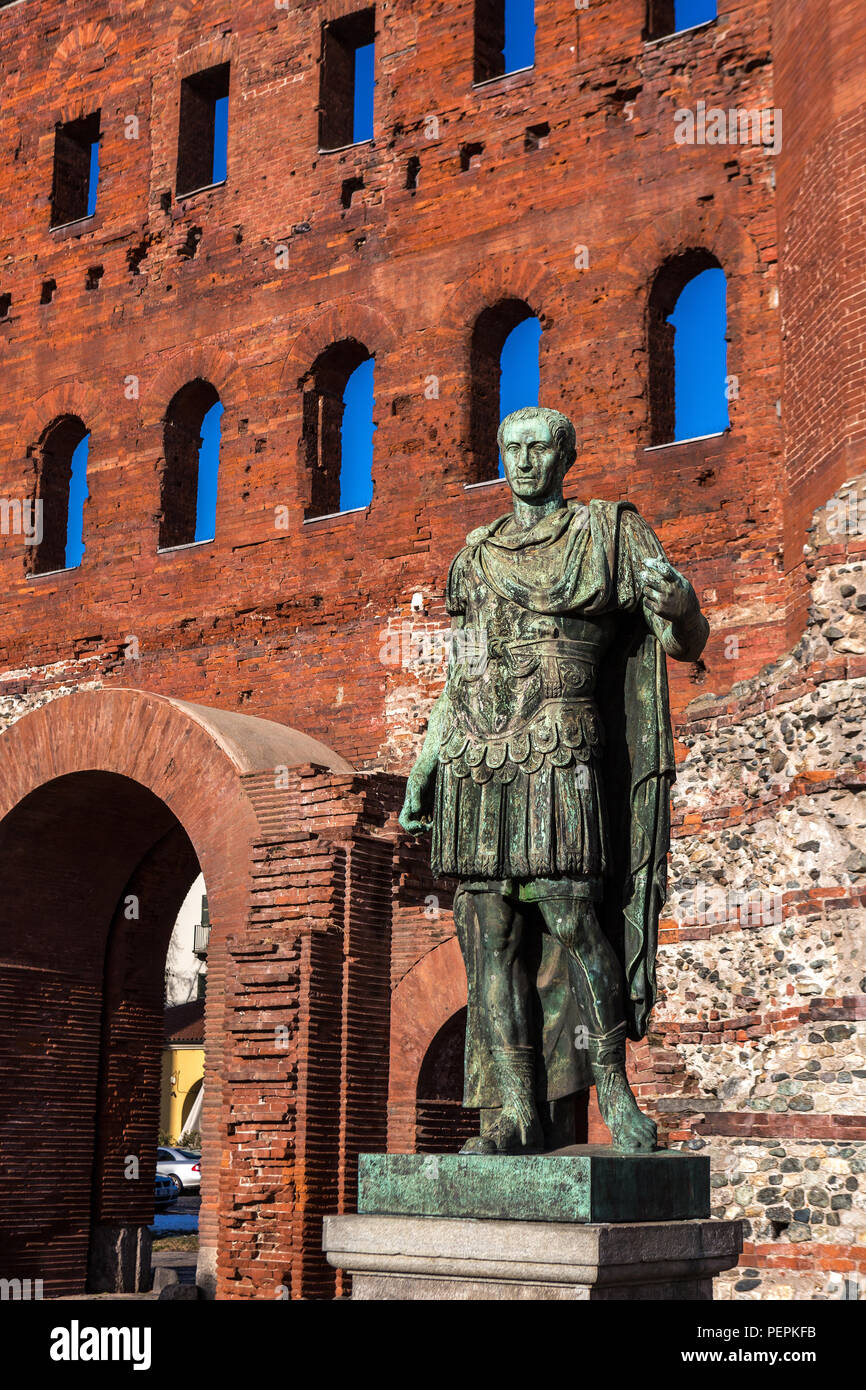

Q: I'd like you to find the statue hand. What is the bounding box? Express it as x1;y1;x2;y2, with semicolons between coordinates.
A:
640;556;694;623
399;766;436;836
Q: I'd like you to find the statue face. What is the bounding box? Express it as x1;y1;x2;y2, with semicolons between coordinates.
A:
500;415;564;502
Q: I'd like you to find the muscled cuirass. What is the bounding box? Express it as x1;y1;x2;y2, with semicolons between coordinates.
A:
439;564;615;785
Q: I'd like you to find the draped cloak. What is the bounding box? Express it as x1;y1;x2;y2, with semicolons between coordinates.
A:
432;499;676;1108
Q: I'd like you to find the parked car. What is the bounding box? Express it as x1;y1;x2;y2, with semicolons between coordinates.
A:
157;1146;202;1194
154;1172;178;1211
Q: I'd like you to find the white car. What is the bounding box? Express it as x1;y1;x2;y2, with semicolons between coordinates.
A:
156;1146;201;1194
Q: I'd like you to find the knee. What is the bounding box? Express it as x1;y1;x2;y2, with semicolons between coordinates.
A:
544;903;595;954
476;904;519;961
548;917;581;954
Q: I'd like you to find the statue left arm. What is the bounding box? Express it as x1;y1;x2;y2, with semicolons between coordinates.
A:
639;555;709;663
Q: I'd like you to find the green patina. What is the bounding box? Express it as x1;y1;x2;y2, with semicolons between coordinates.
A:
400;407;710;1156
359;1149;711;1224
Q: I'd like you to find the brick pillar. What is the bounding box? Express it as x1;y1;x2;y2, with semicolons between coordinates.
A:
333;835;393;1296
216;769;401;1300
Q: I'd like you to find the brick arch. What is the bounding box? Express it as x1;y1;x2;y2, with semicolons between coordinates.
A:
616;207;760;291
441;254;567;334
0;686;352;1298
388;936;467;1149
279;299;400;392
17;380;105;459
174;33;237;81
46;22;120;123
143;344;248;427
47;20;120;80
0;685;351;933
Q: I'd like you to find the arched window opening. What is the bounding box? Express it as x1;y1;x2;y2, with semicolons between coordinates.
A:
469;299;540;483
340;356;375;512
416;1009;479;1154
647;0;716;41
30;415;90;575
474;0;535;84
648;252;729;446
301;340;374;518
159;380;223;550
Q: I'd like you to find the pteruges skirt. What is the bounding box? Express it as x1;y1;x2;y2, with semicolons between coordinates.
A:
431;754;610;882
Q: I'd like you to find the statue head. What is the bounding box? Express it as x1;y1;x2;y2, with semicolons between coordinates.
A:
497;407;577;503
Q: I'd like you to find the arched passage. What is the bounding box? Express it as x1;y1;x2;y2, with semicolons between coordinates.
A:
416;1008;479;1153
0;687;351;1297
388;937;467;1152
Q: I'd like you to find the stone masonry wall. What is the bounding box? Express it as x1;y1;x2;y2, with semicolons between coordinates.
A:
654;476;866;1299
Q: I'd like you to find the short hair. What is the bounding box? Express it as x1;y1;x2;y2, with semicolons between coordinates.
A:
497;406;577;473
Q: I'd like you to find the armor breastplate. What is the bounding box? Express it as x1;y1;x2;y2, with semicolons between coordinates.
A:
441;574;614;782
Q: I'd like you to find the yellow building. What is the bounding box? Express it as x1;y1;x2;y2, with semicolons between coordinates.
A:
160;1001;205;1144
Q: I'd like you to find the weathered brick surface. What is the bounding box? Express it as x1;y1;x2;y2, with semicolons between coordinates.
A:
0;0;785;766
0;0;864;1301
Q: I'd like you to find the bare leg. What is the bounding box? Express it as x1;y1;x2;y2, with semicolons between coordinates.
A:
538;898;657;1154
474;891;530;1049
460;891;543;1155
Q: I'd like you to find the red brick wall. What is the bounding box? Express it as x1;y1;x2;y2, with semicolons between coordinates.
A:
772;0;866;594
0;1;863;1302
0;0;786;768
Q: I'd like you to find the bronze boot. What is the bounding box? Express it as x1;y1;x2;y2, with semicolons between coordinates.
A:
588;1022;658;1153
488;1045;544;1153
460;1045;544;1155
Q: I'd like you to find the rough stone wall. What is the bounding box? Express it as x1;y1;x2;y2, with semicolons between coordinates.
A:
656;477;866;1299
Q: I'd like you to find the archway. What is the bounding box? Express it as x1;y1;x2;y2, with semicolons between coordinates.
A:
0;687;351;1297
416;1008;479;1153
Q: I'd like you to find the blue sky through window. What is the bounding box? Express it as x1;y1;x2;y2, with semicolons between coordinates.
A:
340;358;375;511
498;316;541;475
213;96;229;183
353;43;375;143
87;140;100;217
668;268;729;441
504;0;535;73
675;0;716;31
195;402;223;542
65;433;90;568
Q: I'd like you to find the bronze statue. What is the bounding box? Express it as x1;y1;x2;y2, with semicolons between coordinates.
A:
399;406;709;1154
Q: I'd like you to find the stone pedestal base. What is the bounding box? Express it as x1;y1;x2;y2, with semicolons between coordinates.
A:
359;1147;710;1224
323;1214;743;1300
